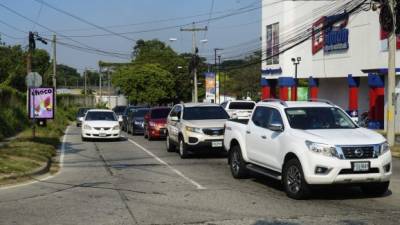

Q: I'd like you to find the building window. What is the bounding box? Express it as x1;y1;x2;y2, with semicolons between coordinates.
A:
266;23;279;65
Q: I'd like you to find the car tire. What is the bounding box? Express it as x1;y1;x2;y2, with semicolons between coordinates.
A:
166;133;175;152
178;137;189;159
229;145;248;179
283;158;311;200
360;182;389;196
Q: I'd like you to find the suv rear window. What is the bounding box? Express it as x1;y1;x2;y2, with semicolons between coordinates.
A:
285;107;356;129
183;106;229;120
228;102;255;110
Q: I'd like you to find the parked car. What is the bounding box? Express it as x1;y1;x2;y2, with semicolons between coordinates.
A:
81;109;122;141
76;107;91;127
166;103;230;158
121;105;146;132
143;107;171;140
112;105;127;122
127;108;150;135
221;100;256;119
224;99;392;199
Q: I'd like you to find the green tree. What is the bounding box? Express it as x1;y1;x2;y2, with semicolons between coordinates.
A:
112;64;175;105
222;51;261;100
56;64;81;87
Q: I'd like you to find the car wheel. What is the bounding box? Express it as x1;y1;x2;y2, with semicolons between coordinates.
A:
178;137;189;159
283;158;311;200
360;182;389;196
148;134;153;141
229;145;248;179
166;133;175;152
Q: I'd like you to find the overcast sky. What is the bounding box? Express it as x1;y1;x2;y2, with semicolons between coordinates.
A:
0;0;261;73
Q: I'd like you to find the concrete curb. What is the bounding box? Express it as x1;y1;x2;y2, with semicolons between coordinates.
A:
0;158;51;181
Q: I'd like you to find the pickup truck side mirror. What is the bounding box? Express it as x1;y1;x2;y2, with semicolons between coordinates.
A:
268;123;284;132
118;117;123;123
170;116;179;122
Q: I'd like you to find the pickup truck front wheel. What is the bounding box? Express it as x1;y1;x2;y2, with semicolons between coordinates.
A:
283;158;310;199
229;145;248;179
166;133;176;152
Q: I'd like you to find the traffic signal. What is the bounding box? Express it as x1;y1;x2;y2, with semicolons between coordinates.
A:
28;31;36;50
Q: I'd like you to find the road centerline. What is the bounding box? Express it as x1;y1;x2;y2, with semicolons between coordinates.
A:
127;138;206;190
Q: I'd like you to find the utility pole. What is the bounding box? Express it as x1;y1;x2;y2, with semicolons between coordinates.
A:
27;32;34;138
214;48;223;103
84;68;87;106
52;34;57;111
387;0;396;146
181;22;207;103
218;55;222;103
52;34;56;89
99;66;103;106
108;69;111;109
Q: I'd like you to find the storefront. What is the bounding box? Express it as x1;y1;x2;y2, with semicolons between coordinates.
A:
261;0;400;131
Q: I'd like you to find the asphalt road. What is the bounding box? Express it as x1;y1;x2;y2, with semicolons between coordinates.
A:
0;125;399;225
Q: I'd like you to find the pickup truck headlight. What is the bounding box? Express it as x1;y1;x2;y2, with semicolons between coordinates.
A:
149;121;156;127
112;125;120;130
83;124;92;130
379;141;390;155
305;141;338;158
185;126;202;133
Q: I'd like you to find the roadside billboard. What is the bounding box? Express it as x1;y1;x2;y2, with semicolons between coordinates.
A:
29;87;55;119
204;72;216;103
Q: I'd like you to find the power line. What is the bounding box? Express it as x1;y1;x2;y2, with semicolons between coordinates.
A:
0;2;132;60
34;0;281;39
32;0;136;42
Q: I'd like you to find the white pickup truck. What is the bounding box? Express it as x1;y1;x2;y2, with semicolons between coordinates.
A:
224;99;392;199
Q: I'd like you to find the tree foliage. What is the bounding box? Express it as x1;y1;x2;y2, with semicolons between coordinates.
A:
222;51;261;100
0;45;51;92
112;64;175;105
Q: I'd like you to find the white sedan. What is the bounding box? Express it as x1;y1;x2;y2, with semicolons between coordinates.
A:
81;109;122;141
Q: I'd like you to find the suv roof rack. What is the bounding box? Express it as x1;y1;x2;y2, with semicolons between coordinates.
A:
261;98;288;107
308;98;334;105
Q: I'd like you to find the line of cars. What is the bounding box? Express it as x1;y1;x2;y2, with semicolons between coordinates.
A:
77;99;392;199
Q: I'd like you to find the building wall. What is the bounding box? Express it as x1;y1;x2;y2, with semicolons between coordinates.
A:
261;0;400;79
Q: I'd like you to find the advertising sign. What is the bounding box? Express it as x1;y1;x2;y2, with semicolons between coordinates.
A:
29;87;55;119
204;72;216;102
312;13;349;54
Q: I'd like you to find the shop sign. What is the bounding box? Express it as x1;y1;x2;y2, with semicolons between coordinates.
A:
312;13;349;54
262;67;282;76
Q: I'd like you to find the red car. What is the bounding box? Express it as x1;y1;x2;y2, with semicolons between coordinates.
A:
144;107;171;140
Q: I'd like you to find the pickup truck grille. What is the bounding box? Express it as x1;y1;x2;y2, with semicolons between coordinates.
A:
341;146;375;159
203;128;224;136
94;127;111;131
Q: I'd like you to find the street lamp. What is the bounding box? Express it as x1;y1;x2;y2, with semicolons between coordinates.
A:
291;57;301;101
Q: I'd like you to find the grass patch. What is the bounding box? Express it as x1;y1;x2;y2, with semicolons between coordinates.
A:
0;106;77;180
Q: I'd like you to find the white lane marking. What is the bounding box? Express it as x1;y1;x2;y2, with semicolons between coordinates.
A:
0;126;71;190
127;139;206;190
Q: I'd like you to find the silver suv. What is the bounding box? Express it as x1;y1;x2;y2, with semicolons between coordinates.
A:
165;103;230;158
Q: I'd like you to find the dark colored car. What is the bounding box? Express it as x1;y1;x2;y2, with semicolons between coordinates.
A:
76;107;91;127
144;107;171;140
128;108;150;134
121;106;145;132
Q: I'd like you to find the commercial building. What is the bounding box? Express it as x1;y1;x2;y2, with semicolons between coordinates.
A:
261;0;400;131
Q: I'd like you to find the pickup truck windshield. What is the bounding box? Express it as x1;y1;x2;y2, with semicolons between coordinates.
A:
85;112;117;121
285;107;357;129
183;106;229;120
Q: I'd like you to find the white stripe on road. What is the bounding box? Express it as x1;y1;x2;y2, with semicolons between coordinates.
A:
127;139;206;190
0;126;71;190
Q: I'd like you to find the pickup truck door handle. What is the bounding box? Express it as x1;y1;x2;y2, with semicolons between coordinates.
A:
261;135;267;139
246;131;251;134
